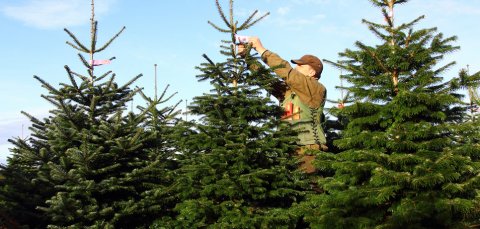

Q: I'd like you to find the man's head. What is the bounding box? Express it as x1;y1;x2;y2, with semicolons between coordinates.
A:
291;55;323;79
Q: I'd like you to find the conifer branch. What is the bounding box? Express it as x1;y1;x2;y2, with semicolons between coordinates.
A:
208;21;231;33
433;61;456;77
64;66;80;92
362;19;387;29
137;87;151;102
220;50;233;56
417;33;433;47
215;0;231;28
229;0;234;31
64;28;90;53
167;100;183;117
91;21;98;55
213;103;227;121
157;84;170;101
404;29;412;47
322;59;346;71
359;42;390;74
201;54;232;95
34;75;61;95
96;71;113;82
238;10;258;30
7;137;32;151
89;95;99;119
392;69;399;94
396;15;425;31
20;111;43;125
128;87;144;100
432;35;459;54
69;70;90;82
382;8;393;27
121;88;143;112
105;75;116;91
66;41;88;53
220;44;233;51
357;40;399;93
241;12;270;30
40;94;60;107
58;99;76;126
77;54;92;70
157;85;179;104
367;24;389;42
96;26;126;53
233;21;239;35
133;105;149;123
119;73;142;91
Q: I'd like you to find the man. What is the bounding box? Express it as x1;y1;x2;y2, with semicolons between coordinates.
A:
238;37;327;173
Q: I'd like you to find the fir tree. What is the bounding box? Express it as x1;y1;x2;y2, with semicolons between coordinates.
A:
463;67;480;122
122;85;182;226
296;0;480;228
0;111;55;228
323;81;353;154
0;1;180;228
152;0;308;228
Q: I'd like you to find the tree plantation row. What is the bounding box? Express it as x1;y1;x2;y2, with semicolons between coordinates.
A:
1;0;480;228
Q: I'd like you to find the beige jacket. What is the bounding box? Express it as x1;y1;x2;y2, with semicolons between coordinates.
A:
258;50;326;109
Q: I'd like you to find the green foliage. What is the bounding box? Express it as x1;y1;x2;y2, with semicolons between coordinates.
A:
296;0;480;228
0;14;180;229
151;0;308;227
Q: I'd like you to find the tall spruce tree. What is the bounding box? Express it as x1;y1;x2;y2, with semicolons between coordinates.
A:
296;0;480;228
122;85;182;226
152;0;309;227
0;110;55;227
0;1;180;228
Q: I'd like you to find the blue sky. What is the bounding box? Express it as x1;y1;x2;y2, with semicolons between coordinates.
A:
1;0;479;163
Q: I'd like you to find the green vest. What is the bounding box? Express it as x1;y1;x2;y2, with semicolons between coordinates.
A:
281;92;326;146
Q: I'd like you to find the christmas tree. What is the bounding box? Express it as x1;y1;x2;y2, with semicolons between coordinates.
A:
152;0;308;227
297;0;480;228
0;1;180;228
323;79;354;154
463;66;480;122
0;109;55;227
121;83;182;226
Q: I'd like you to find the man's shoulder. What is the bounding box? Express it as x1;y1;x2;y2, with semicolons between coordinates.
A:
318;81;326;91
309;77;326;88
311;78;327;98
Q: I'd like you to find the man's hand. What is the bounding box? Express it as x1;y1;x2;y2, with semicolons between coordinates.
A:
237;44;247;57
248;36;267;55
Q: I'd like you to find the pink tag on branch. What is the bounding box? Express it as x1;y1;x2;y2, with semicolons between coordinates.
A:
235;35;249;44
89;59;111;66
